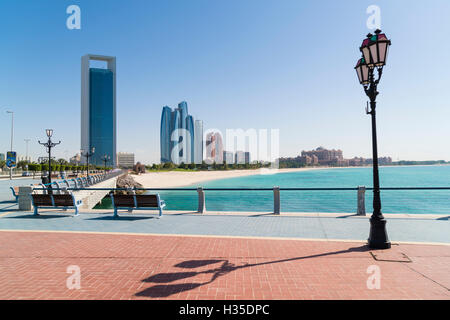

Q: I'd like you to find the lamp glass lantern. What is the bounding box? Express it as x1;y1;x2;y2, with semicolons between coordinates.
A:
355;57;370;85
46;129;53;138
360;29;391;68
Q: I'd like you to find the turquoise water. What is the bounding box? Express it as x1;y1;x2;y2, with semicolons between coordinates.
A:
156;166;450;214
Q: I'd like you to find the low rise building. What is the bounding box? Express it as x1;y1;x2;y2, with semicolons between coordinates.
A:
117;152;135;168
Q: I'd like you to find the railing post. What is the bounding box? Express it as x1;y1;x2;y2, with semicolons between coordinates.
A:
357;186;366;216
197;187;206;213
273;186;280;215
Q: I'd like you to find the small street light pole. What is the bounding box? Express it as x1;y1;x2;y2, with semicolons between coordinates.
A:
38;129;61;190
81;147;95;178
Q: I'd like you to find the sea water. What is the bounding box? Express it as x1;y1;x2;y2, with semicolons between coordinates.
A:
154;166;450;214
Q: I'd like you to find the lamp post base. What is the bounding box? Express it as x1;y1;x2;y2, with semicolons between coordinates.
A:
368;217;391;249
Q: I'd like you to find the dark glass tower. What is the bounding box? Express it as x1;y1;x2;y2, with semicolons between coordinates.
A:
160;106;172;163
89;68;114;166
81;54;117;167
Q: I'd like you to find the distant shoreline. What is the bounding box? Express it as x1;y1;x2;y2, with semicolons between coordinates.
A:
133;164;450;188
133;167;324;188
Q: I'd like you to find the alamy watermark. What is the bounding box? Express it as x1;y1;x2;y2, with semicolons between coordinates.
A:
66;265;81;290
366;5;381;30
66;5;81;30
169;127;280;170
366;265;381;290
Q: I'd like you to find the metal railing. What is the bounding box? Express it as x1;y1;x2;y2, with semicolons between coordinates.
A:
36;170;123;194
29;185;450;215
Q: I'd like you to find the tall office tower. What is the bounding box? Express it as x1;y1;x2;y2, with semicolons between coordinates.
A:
194;120;203;164
170;108;181;162
206;131;224;164
160;106;172;163
177;101;188;162
186;115;195;164
81;54;117;167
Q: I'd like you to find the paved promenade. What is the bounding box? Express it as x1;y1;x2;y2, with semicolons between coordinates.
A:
0;230;448;300
0;186;448;299
0;209;448;244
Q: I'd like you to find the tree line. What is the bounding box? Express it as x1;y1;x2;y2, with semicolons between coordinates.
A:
0;158;112;172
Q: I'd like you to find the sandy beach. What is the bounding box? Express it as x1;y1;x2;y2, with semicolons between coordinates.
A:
133;167;329;188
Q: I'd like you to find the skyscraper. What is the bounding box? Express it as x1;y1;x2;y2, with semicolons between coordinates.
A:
194;120;203;164
206;131;224;164
186;115;195;164
160;101;198;164
81;54;117;167
160;106;172;163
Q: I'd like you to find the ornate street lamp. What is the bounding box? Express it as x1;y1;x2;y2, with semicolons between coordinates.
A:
38;129;61;191
102;154;111;173
355;29;391;249
81;147;95;178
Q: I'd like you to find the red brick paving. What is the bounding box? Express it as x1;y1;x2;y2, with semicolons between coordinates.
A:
0;230;448;300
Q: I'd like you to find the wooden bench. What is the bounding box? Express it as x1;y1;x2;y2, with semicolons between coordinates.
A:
30;193;82;216
110;194;166;218
10;187;19;202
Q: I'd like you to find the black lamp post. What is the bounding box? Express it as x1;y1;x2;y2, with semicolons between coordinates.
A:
38;129;61;189
102;154;110;173
355;29;391;249
81;147;95;178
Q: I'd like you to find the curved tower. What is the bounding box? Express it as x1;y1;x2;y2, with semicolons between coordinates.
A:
160;106;172;163
186;115;195;164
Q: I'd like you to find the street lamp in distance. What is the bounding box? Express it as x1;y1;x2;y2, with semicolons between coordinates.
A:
38;129;61;191
6;110;14;180
102;154;111;173
81;147;95;178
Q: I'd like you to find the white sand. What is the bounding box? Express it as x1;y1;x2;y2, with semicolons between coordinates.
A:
132;167;330;188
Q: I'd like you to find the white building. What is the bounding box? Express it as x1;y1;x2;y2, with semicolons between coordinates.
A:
194;120;203;164
117;152;135;168
70;153;81;165
223;151;234;164
235;151;250;164
17;155;32;162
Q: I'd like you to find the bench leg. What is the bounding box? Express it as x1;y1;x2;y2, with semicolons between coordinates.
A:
158;207;163;218
74;207;79;217
114;208;118;218
33;206;39;216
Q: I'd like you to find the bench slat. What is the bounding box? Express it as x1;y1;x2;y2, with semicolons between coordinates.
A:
52;194;75;207
113;194;136;207
135;195;158;207
32;194;53;206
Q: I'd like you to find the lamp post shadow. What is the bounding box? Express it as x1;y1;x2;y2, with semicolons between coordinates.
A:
135;245;370;298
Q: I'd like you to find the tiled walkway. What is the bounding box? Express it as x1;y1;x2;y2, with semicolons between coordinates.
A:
0;210;448;244
0;230;448;300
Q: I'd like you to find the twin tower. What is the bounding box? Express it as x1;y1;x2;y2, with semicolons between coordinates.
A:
160;102;203;164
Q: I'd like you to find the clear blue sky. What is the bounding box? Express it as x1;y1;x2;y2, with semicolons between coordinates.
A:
1;0;449;164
